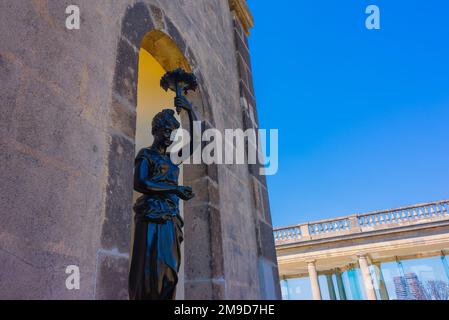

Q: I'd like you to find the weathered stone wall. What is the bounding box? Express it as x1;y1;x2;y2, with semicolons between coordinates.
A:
0;0;280;299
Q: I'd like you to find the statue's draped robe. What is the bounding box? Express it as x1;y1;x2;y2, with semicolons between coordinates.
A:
129;147;183;300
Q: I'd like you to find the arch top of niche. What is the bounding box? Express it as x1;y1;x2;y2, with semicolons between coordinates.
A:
141;30;192;73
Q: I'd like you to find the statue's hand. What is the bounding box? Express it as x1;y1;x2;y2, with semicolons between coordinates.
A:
174;96;193;114
176;186;194;200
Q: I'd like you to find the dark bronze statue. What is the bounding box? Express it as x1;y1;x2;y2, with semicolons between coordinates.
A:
129;69;199;300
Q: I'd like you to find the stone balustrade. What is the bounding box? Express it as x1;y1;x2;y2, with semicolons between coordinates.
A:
274;200;449;245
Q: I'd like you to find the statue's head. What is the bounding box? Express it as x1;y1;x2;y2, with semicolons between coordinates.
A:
151;109;180;148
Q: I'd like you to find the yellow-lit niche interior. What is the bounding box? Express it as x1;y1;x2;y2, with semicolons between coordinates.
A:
136;48;175;154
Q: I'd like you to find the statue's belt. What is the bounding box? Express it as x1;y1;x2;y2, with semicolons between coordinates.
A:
136;212;184;227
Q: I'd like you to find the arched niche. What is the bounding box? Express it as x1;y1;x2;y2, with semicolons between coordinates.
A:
133;29;192;300
101;2;223;300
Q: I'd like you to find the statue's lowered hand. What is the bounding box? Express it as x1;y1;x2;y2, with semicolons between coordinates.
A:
176;185;194;200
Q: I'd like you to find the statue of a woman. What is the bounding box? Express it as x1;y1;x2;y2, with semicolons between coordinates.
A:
128;96;196;300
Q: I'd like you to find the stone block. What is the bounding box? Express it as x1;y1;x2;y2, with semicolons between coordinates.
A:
113;38;138;107
150;4;166;31
257;221;277;263
0;240;96;299
185;280;212;300
0;52;22;138
183;204;212;281
110;95;137;139
120;2;153;48
95;252;129;300
234;30;250;69
165;17;186;54
0;142;103;262
209;206;224;279
102;134;134;253
13;77;107;178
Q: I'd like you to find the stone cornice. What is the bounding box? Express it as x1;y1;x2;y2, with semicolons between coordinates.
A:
229;0;254;35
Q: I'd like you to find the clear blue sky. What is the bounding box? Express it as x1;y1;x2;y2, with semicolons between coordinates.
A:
247;0;449;227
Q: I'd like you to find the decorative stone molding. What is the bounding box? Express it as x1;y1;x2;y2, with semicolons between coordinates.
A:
229;0;254;35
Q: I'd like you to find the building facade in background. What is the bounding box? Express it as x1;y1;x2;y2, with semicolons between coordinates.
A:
275;200;449;300
0;0;280;299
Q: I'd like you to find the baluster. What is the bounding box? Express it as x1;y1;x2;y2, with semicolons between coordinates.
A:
424;207;429;218
395;210;401;221
429;206;436;218
337;220;343;230
374;214;380;225
441;203;448;215
435;204;442;216
379;214;384;224
407;209;412;220
401;210;407;221
418;208;424;219
388;211;394;222
412;208;418;219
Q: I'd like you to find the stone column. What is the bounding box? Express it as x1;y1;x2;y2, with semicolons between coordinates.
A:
335;268;347;300
373;262;389;300
358;255;377;300
307;261;322;300
441;253;449;282
282;278;290;300
325;273;336;300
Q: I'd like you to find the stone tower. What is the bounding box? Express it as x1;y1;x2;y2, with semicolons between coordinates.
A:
0;0;280;299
